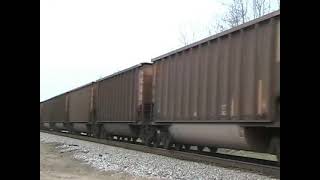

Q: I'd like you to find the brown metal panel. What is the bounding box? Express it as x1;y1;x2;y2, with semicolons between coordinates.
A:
218;35;231;120
152;63;158;116
273;16;280;110
183;50;192;120
104;78;110;121
166;57;173;120
190;46;200;120
163;59;170;120
230;30;243;120
41;101;50;123
114;75;120;121
99;81;105;121
102;81;106;121
159;61;165;120
167;56;175;120
119;74;125;122
152;11;280;62
240;26;257;120
208;39;220;120
40;103;43;122
133;68;140;120
124;72;129;121
179;51;187;120
115;75;120;121
198;43;208;120
227;33;236;120
140;65;153;121
68;84;93;123
129;69;135;121
153;12;280;123
112;77;116;120
172;55;179;120
96;64;152;123
153;63;159;119
50;94;67;122
141;65;153;105
158;60;165;120
205;40;216;120
158;61;164;120
111;77;117;121
256;20;271;118
109;78;114;121
175;53;184;120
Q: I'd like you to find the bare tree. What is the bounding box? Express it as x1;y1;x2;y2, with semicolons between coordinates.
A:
253;0;264;18
178;25;197;46
214;18;228;34
178;0;280;46
223;0;249;28
221;0;280;29
178;30;189;46
253;0;275;18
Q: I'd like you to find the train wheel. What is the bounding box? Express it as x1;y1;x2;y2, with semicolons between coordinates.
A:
164;135;173;150
92;125;99;138
153;133;161;148
106;135;112;140
269;136;280;163
209;147;218;153
132;137;137;143
145;137;153;147
198;146;204;152
175;144;182;151
99;128;106;139
184;145;191;150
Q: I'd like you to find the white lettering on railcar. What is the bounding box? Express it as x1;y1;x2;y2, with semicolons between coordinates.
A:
221;104;227;116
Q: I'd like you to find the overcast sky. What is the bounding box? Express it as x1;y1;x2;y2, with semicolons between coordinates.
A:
40;0;278;101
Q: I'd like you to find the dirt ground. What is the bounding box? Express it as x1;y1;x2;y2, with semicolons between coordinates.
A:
40;142;149;180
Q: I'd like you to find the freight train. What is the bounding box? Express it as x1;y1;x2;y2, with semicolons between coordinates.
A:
40;11;280;162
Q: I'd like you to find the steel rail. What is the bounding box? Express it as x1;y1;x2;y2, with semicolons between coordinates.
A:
40;130;280;178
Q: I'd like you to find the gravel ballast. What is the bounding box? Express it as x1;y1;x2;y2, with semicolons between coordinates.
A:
40;132;278;180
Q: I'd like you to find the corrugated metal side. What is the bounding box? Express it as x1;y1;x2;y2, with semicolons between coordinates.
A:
153;14;280;122
50;94;67;122
40;103;43;122
96;67;140;122
142;65;153;105
68;84;94;123
138;65;153;121
41;100;52;123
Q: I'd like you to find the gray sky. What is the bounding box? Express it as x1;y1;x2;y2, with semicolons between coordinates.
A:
40;0;227;101
40;0;278;101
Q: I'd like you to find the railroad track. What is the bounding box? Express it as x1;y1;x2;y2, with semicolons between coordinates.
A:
40;130;280;178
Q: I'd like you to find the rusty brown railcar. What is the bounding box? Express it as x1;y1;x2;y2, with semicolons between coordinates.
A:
40;103;43;123
40;93;68;130
151;11;280;159
95;63;153;138
50;93;68;130
40;102;45;128
40;99;53;129
67;82;96;133
39;10;280;162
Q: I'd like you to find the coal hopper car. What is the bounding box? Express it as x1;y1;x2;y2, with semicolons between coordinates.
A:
94;63;153;141
40;93;69;131
66;82;97;134
150;11;280;160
